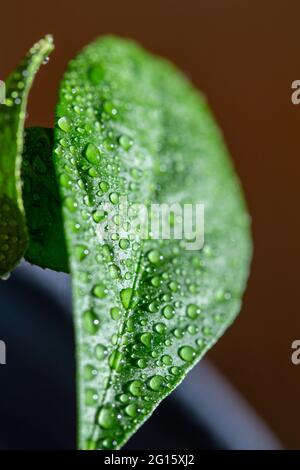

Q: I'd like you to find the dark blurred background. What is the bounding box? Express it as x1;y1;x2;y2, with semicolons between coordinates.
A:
0;0;299;449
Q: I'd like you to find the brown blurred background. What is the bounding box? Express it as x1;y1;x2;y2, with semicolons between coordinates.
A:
1;0;299;449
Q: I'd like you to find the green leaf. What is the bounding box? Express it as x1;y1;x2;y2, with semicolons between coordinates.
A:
53;36;252;450
22;127;68;272
0;35;54;276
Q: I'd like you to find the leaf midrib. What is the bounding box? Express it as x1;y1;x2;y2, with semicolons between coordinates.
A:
88;242;144;444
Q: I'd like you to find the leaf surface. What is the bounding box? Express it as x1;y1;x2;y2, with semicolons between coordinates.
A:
0;36;53;276
53;37;252;449
22;127;68;272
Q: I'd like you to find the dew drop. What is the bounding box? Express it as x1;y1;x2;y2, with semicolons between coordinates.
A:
128;380;143;397
103;101;117;116
84;364;97;381
101;438;112;449
119;238;130;250
109;349;123;371
137;358;147;368
109;264;121;279
93;209;107;223
99;181;109;193
162;304;174;320
89;168;97;177
64;196;77;212
140;332;152;347
202;326;212;337
162;293;171;302
58;116;70;132
186;304;199;320
195;338;204;349
85;388;98;406
161;354;172;366
119;135;133;151
102;244;113;261
110;306;121;320
83;310;100;335
83;195;93;207
125;403;138;417
169;281;178;292
178;345;196;362
187;325;197;334
147;250;161;265
188;284;197;294
109;192;119;205
154;322;166;334
60;174;70;188
93;283;107;298
118;393;129;404
95;343;107;360
98;407;115;429
120;287;133;309
224;290;232;300
148;375;164;391
213;313;223;324
151;276;160;287
84;143;100;164
173;328;184;338
75;244;89;261
170;366;180;376
148;302;158;313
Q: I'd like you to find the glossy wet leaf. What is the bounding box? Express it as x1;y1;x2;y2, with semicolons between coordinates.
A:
0;35;53;276
53;37;252;450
